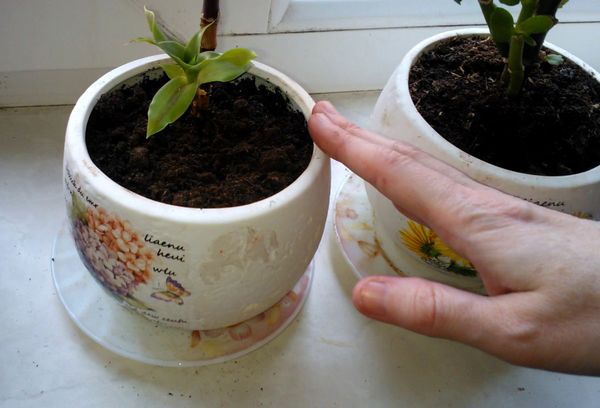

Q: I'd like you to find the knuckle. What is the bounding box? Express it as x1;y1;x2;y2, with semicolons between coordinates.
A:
500;320;545;366
482;303;546;364
407;281;443;334
371;145;414;192
455;189;534;232
328;127;352;156
486;194;533;221
340;119;362;134
505;318;542;346
390;141;420;157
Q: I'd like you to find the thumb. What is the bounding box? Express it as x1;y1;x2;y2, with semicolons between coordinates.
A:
353;276;598;373
353;276;496;346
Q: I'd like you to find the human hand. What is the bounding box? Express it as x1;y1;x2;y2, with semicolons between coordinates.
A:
308;100;600;375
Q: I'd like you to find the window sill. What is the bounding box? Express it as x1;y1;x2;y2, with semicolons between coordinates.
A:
4;92;600;406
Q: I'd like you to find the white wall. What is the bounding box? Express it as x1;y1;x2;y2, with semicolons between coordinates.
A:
1;0;599;106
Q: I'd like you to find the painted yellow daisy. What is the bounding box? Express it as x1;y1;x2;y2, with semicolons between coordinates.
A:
399;220;438;259
399;220;477;277
433;237;473;268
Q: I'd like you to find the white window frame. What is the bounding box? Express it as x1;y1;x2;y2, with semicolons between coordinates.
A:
218;0;600;93
269;0;489;33
220;0;600;34
2;0;600;106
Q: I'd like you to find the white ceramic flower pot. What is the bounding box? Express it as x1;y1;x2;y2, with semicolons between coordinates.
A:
63;55;330;330
367;28;600;292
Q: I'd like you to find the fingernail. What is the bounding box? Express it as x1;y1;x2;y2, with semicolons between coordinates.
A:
310;112;333;128
317;100;338;115
357;280;388;318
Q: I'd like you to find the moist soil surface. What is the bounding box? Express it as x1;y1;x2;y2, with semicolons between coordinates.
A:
86;73;313;208
409;36;600;176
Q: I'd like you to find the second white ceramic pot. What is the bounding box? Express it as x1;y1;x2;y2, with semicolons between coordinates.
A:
367;28;600;292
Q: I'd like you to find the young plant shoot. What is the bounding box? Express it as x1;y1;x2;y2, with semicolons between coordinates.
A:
135;7;256;137
455;0;568;96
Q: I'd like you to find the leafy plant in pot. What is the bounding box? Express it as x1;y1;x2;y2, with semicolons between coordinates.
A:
366;0;600;292
63;3;330;330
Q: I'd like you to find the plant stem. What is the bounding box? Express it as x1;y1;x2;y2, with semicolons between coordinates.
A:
506;35;525;97
537;0;564;15
477;0;496;26
517;0;536;24
192;0;220;115
523;0;562;64
191;88;209;115
201;0;219;52
479;0;510;57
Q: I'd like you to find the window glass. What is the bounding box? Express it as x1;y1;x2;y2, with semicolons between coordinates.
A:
268;0;600;33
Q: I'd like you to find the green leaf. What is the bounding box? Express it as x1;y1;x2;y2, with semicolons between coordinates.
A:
131;36;156;45
545;53;565;65
489;8;515;43
160;63;185;80
146;76;197;137
133;37;189;68
522;34;536;46
136;7;257;136
155;40;187;61
499;0;519;5
183;31;202;64
197;51;221;62
559;0;569;7
194;48;257;85
517;15;556;36
144;6;170;43
183;23;212;64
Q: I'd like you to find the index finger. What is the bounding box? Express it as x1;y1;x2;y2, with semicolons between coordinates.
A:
308;105;480;227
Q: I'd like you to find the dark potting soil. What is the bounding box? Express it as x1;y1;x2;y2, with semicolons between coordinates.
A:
86;73;313;208
409;36;600;176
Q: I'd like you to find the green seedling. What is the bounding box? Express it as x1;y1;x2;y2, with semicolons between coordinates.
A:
135;7;256;137
454;0;568;96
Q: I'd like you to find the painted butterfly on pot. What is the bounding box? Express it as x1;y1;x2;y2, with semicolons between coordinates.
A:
151;276;191;305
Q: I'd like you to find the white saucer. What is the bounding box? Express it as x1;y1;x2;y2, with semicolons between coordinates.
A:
333;173;406;279
51;222;313;367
